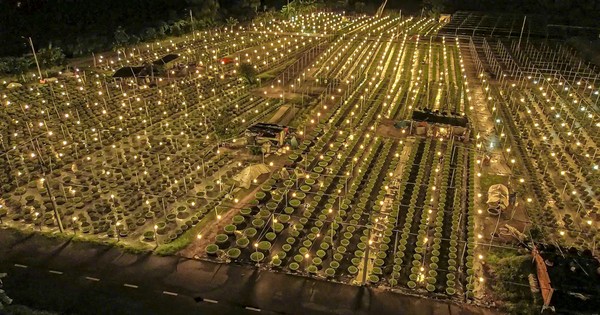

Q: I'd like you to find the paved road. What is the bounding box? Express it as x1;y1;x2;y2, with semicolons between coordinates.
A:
0;228;501;315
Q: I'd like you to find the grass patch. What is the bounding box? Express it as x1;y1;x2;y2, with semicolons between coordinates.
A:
5;225;151;254
3;305;59;315
257;73;276;81
72;234;152;255
479;173;508;193
257;58;297;81
154;208;220;256
485;247;541;314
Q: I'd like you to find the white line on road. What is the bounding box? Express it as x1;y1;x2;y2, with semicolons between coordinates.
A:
85;276;100;281
245;306;261;312
162;291;178;296
203;298;219;304
123;283;138;288
49;270;63;275
14;263;28;268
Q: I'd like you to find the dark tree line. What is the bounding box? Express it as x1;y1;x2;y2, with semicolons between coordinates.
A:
0;0;268;59
425;0;600;26
0;0;597;75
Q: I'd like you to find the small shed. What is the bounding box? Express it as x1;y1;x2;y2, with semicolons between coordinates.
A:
112;66;146;78
152;54;179;66
246;123;289;146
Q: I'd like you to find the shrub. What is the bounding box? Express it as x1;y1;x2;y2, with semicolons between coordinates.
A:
224;224;236;234
294;255;304;263
143;231;155;241
266;232;277;241
227;248;241;259
273;223;284;233
325;268;335;277
206;244;219;255
289;199;301;207
236;238;250;248
232;215;244;225
215;234;228;245
250;252;265;262
255;191;267;201
252;218;265;228
244;228;257;238
368;275;379;283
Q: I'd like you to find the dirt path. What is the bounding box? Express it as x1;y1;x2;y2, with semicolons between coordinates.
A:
179;183;264;259
179;152;291;259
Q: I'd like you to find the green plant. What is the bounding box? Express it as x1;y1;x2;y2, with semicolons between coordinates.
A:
250;252;265;262
206;244;218;255
227;248;241;259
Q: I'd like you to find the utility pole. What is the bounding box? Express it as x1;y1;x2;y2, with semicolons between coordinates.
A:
362;221;373;285
27;37;43;82
190;9;195;40
517;16;527;50
32;141;64;233
43;175;64;233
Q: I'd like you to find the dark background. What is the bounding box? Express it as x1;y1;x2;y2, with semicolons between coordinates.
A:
0;0;598;58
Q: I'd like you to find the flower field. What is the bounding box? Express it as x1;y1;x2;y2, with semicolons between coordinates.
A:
0;10;529;303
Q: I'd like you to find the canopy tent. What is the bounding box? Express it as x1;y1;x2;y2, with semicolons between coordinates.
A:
153;54;179;66
233;164;271;189
411;108;469;127
112;66;145;78
487;184;509;213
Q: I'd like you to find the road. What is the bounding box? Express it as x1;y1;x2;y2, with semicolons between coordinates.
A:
0;228;501;315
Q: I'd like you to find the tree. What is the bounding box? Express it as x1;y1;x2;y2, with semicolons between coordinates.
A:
423;0;446;18
354;1;366;13
0;59;10;74
1;57;33;75
113;26;130;49
157;21;170;38
282;0;317;18
37;44;65;68
244;0;261;13
186;0;219;21
238;62;257;85
226;17;239;32
142;27;157;41
0;273;12;311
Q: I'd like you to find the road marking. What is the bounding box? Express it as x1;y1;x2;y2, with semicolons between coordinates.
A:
85;276;100;281
203;298;219;304
245;306;261;312
162;291;178;296
49;270;63;275
123;283;138;288
14;264;28;268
